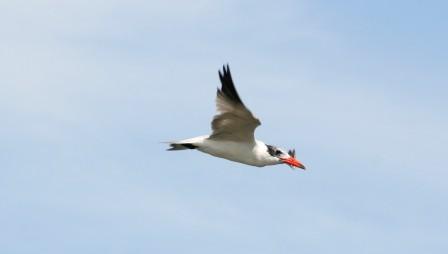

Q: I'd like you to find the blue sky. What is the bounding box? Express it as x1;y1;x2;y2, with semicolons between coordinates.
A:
1;0;447;253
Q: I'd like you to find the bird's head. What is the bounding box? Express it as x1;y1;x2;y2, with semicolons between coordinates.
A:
266;145;306;170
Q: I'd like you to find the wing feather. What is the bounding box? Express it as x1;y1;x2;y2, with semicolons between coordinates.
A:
209;65;261;142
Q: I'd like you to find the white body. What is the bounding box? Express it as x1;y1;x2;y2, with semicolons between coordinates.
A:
179;135;281;167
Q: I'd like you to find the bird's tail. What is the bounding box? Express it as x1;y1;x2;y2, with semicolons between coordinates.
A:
165;135;208;151
167;143;198;151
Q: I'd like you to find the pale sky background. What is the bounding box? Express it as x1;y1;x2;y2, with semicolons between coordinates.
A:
1;1;447;253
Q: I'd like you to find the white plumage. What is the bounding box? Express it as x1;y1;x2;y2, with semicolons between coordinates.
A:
168;65;305;170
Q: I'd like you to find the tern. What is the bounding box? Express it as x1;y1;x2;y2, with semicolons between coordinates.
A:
168;65;306;170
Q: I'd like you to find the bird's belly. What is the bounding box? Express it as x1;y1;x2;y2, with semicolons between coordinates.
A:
198;140;263;167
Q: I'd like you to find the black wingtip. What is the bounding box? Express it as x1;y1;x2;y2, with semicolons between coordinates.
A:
217;64;243;105
219;64;229;77
224;64;230;74
288;149;296;158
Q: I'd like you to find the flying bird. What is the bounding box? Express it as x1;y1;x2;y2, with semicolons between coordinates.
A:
167;65;305;170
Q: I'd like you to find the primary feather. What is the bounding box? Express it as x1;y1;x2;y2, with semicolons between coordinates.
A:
210;65;261;143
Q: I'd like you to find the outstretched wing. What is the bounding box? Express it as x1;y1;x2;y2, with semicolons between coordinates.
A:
209;65;261;143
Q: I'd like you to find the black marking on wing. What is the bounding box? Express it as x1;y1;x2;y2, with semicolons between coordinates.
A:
217;64;244;105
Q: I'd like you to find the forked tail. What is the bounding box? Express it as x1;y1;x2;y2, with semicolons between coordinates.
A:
165;135;207;151
167;143;198;151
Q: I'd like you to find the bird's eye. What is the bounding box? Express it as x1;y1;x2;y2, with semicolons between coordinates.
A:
275;150;282;156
